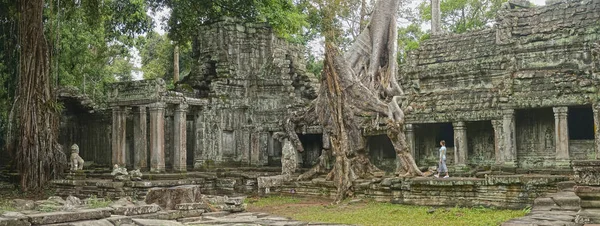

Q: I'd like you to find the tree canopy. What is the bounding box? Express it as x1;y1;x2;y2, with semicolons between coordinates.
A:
147;0;308;43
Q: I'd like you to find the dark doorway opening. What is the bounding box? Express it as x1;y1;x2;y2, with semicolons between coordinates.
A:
436;123;454;148
568;106;594;140
298;134;323;168
367;135;396;172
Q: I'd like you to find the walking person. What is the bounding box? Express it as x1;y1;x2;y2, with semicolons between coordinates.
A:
434;140;449;178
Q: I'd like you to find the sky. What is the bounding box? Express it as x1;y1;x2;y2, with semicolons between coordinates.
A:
131;0;547;80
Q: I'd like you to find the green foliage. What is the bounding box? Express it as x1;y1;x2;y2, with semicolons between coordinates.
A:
136;32;193;82
419;0;508;33
46;0;152;101
397;23;430;66
85;195;113;208
148;0;308;43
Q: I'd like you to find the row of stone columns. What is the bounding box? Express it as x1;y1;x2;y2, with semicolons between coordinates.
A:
404;106;599;168
111;103;189;172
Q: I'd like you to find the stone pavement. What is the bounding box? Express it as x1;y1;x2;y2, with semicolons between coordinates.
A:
502;181;581;226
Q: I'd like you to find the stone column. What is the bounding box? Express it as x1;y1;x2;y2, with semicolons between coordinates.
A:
405;124;416;158
111;106;127;167
453;121;468;167
431;0;441;35
173;103;188;172
193;113;204;169
491;119;504;164
593;104;600;159
133;106;148;170
553;107;570;165
149;102;166;173
502;109;517;166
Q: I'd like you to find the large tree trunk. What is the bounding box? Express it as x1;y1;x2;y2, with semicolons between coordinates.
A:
288;0;423;203
16;0;66;192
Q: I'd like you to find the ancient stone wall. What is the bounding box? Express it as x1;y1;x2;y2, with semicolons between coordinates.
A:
183;18;318;168
401;0;600;123
277;175;568;209
402;0;600;169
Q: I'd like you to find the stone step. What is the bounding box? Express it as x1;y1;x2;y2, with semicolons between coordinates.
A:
28;208;112;225
550;192;581;211
557;181;576;192
575;186;600;200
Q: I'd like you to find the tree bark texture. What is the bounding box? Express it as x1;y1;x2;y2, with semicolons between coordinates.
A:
16;0;66;192
288;0;423;203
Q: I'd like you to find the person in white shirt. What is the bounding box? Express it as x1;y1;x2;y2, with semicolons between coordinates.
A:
434;140;449;178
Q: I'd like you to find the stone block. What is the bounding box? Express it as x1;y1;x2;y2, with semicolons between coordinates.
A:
575;186;600;200
0;217;30;226
144;185;203;210
131;218;184;226
105;215;133;226
43;219;114;226
175;203;210;211
111;204;162;216
28;208;112;225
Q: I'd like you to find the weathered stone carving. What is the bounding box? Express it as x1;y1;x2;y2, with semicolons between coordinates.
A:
69;144;84;171
111;164;130;181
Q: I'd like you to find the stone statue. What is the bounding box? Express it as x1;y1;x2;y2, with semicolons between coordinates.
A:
129;169;143;181
111;164;130;181
70;144;84;171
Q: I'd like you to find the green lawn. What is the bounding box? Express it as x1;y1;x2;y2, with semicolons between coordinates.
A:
248;196;528;226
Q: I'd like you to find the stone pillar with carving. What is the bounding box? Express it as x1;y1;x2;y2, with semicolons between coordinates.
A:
133;106;148;170
553;107;570;167
149;102;166;173
501;109;517;167
491;119;504;165
173;103;188;172
193;112;204;169
112;106;127;167
593;104;600;159
453;121;468;168
405;124;416;158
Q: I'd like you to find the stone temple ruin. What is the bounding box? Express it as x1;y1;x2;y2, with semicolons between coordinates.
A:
10;0;600;225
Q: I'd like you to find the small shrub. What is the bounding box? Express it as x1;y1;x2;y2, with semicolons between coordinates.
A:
86;195;112;209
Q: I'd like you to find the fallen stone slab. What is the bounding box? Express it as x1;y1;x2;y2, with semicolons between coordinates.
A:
28;208;112;225
175;203;210;211
0;217;31;226
43;219;114;226
106;215;133;226
201;211;229;218
132;218;184;226
111;204;162;216
145;185;203;210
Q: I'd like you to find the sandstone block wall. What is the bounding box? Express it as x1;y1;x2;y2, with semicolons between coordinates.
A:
402;0;600;123
183;18;318;168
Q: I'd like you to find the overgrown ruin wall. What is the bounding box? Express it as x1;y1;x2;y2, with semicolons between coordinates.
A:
402;0;600;123
402;0;600;168
182;18;318;169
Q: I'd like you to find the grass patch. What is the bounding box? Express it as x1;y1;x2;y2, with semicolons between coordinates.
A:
85;195;113;209
249;197;526;226
0;200;16;214
247;195;302;207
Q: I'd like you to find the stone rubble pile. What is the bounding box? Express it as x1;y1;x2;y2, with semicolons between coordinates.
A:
0;185;253;226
